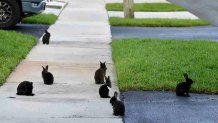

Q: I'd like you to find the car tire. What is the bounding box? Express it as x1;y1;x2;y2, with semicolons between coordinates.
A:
0;0;21;29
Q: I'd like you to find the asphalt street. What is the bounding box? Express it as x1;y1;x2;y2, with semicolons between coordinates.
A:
122;91;218;123
11;23;49;39
111;26;218;41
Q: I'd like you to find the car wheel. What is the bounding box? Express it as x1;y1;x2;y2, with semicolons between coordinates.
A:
0;0;21;29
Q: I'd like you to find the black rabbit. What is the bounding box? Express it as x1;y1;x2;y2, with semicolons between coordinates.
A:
17;81;34;96
99;76;112;98
42;30;50;45
42;65;54;85
176;73;194;97
94;61;107;84
110;91;125;116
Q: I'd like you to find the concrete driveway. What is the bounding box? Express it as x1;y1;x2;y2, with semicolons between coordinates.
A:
167;0;218;26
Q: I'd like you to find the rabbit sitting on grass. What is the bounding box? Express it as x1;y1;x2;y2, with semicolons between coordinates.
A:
110;91;125;116
94;61;107;84
99;76;111;98
17;81;34;96
42;65;54;85
176;73;194;97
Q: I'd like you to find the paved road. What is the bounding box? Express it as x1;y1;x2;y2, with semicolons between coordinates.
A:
111;26;218;41
122;91;218;123
167;0;218;26
11;24;49;38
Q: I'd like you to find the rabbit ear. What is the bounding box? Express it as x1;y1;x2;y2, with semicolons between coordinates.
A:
42;66;46;71
106;76;112;87
183;73;189;79
114;91;118;98
104;61;106;64
100;61;102;64
46;65;49;70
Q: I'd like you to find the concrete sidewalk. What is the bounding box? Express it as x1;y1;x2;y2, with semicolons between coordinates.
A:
0;0;122;123
108;11;199;19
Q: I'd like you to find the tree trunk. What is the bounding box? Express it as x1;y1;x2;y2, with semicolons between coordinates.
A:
123;0;134;18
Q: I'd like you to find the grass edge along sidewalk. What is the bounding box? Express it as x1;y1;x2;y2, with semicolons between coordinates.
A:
106;3;186;12
0;30;37;85
22;14;58;25
112;38;218;94
110;17;209;27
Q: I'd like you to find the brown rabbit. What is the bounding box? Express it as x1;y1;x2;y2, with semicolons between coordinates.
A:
94;61;107;84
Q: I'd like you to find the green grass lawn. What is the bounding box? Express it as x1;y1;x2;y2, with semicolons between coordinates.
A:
0;30;37;85
110;17;209;27
106;3;186;12
112;39;218;94
22;14;57;25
